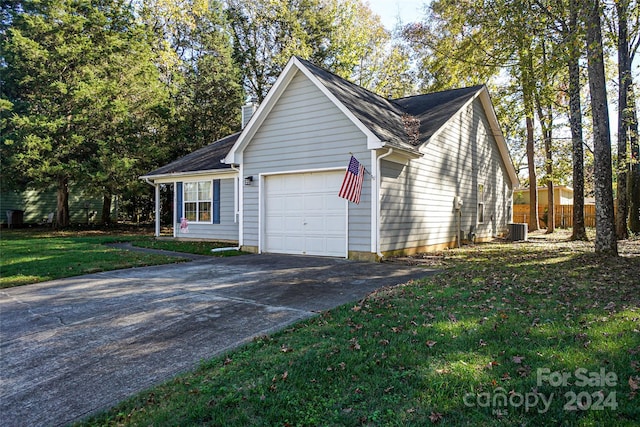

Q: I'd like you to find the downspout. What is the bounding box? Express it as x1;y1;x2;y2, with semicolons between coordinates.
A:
144;178;161;237
230;163;243;247
230;164;240;223
376;148;394;259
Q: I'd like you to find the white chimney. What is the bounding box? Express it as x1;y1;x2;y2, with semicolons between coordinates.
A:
241;99;258;129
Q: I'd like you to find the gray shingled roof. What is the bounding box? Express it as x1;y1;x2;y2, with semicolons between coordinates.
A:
394;85;485;143
144;60;486;177
297;57;484;150
143;132;240;177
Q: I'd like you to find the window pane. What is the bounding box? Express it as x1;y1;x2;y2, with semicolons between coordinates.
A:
199;202;211;222
478;203;484;223
184;182;198;201
198;181;211;201
184;202;197;221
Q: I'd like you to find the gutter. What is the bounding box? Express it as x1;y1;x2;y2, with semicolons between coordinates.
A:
230;164;240;224
376;148;394;259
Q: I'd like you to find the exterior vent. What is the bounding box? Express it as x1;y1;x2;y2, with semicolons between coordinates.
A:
241;101;258;129
508;223;528;241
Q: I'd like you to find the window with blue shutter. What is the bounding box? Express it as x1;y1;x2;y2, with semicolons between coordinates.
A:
178;180;220;224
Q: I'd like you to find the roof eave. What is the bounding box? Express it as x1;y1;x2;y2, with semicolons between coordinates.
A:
379;141;423;158
140;168;238;182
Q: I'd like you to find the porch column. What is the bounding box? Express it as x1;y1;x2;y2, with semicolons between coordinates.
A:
155;183;161;237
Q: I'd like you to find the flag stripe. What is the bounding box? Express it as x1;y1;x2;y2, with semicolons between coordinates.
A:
338;156;365;204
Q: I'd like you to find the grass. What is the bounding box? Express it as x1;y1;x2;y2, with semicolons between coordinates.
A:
0;228;245;288
77;230;640;426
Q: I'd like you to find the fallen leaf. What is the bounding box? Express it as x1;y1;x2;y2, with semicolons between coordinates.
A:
448;313;458;322
512;356;524;364
280;344;293;353
604;302;616;311
429;411;443;423
426;340;437;348
630;376;639;391
479;339;487;347
517;365;531;377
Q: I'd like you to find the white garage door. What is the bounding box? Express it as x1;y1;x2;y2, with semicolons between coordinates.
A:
264;171;347;257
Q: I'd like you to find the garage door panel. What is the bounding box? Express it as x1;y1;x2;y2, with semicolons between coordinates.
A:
265;171;346;257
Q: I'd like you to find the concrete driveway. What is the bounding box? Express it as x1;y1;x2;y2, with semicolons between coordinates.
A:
0;251;435;427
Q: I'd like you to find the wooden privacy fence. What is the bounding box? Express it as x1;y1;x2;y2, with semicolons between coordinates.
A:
513;204;603;228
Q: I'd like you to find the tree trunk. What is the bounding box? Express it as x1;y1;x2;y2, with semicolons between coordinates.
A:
526;115;540;231
546;138;554;233
534;39;554;234
629;84;640;233
585;0;618;255
56;176;70;228
569;0;587;241
521;44;539;232
616;0;630;239
102;194;112;224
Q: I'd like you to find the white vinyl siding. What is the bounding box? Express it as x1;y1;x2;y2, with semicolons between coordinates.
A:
380;97;512;252
241;71;372;253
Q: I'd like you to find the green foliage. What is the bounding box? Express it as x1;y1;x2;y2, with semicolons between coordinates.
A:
1;0;170;224
138;0;242;160
225;0;414;101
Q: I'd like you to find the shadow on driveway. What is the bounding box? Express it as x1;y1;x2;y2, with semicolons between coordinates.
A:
0;252;436;427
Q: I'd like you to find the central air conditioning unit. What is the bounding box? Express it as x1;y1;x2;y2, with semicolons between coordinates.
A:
508;223;528;241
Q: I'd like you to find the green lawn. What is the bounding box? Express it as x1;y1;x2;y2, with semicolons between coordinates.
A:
77;231;640;426
0;228;244;288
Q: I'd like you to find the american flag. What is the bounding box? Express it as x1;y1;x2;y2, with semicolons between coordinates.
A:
338;156;365;204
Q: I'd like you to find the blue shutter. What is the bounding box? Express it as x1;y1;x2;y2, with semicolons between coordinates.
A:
213;179;220;224
176;182;183;220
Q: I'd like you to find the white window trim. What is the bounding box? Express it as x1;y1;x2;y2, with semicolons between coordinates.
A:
183;180;213;224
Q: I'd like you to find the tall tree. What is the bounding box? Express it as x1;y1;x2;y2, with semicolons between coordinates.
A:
568;0;588;240
1;0;169;226
585;0;618;254
0;0;152;226
615;0;631;238
610;0;640;235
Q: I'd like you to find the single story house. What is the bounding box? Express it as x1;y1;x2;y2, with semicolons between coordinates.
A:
142;56;519;260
